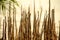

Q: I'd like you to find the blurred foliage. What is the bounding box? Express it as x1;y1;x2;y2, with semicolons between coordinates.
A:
0;0;19;10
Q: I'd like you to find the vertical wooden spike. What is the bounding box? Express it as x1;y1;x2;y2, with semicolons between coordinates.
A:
59;21;60;40
8;1;12;40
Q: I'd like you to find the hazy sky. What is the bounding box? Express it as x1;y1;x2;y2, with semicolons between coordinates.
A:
16;0;60;26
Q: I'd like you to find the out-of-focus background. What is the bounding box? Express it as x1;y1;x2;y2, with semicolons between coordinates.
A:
0;0;60;40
